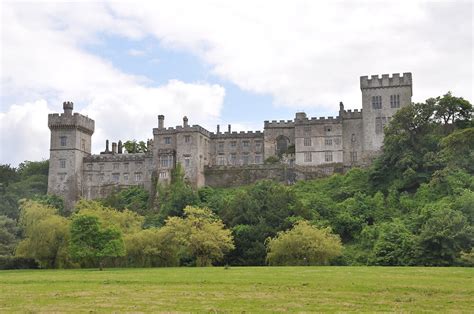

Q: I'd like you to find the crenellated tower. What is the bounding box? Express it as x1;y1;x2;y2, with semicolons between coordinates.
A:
47;101;95;210
360;73;412;158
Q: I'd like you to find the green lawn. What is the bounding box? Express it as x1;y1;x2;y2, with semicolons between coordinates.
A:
0;267;472;312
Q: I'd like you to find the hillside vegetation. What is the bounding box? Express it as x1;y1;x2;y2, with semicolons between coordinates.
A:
0;92;472;268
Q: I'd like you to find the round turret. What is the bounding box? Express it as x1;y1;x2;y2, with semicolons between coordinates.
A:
63;101;74;115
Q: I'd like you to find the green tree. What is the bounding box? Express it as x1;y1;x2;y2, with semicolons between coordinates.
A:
100;186;149;215
162;206;234;266
0;215;19;256
266;221;342;266
15;200;71;268
123;140;148;153
70;215;125;270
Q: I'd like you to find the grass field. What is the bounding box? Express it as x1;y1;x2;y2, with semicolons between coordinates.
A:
0;267;472;312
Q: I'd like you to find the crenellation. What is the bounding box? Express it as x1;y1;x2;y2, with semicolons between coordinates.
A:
360;72;412;89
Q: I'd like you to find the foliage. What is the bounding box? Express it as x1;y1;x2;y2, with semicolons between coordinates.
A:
69;215;125;270
0;215;19;256
266;220;342;265
0;256;39;270
264;155;280;164
100;186;149;215
123;140;148;153
15;200;71;268
162;206;234;266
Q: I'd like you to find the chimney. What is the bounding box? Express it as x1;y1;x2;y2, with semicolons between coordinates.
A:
295;112;307;121
183;116;189;127
339;102;344;116
63;101;73;115
158;115;165;129
118;140;123;154
217;125;220;134
228;124;231;133
112;142;117;154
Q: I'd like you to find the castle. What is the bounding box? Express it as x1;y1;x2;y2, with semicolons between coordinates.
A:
48;73;413;208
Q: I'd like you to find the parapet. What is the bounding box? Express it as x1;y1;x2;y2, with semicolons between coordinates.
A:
360;72;412;89
210;130;264;139
83;152;148;163
48;112;95;135
340;108;363;119
152;124;212;138
264;120;295;128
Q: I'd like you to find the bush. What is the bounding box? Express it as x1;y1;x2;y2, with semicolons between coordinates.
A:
0;256;39;270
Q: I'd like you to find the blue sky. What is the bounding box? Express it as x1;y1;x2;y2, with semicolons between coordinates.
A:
1;1;472;165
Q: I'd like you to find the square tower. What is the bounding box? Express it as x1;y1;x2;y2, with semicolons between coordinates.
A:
48;101;95;210
360;73;412;158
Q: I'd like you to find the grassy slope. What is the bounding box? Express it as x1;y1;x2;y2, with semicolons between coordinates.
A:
0;267;472;312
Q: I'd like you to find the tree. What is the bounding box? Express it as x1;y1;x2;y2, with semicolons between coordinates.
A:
123;140;148;153
162;206;234;266
70;215;125;270
416;207;473;266
15;200;71;268
433;92;472;127
266;220;342;266
100;186;149;215
0;215;19;256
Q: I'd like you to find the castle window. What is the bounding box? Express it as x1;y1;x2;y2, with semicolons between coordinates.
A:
230;153;237;165
81;139;86;151
230;141;237;148
350;151;358;162
351;134;356;143
217;155;225;166
304;152;312;162
372;96;382;109
184;135;191;143
390;94;400;108
255;154;262;164
135;161;143;167
184;156;191;167
304;138;311;146
60;136;67;147
124;163;129;170
325;138;333;146
135;172;142;182
112;173;120;182
123;173;129;181
218;142;224;151
243;141;250;148
242;153;249;165
113;163;119;170
159;171;168;179
164;137;171;144
255;141;262;149
99;173;104;182
325;151;333;162
159;155;173;168
59;159;66;169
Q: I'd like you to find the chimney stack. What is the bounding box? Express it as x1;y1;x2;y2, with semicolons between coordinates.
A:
105;140;110;153
112;142;117;154
183;116;189;127
118;140;123;154
217;125;220;134
228;124;231;133
158;115;165;129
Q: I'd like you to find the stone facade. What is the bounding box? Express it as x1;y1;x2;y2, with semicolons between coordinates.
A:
47;73;412;208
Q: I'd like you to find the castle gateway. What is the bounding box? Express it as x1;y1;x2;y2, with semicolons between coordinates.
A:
48;73;412;208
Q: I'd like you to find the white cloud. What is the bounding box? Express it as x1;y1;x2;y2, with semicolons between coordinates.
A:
128;49;146;57
1;0;472;165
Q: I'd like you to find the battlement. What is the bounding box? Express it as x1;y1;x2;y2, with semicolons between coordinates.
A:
340;109;363;119
293;115;342;125
153;124;212;138
83;152;148;163
210;130;264;139
264;120;295;128
360;72;412;89
48;112;95;135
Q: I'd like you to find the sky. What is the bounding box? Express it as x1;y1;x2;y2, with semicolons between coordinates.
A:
1;0;472;166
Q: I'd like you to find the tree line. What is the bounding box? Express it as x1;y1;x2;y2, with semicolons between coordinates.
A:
0;92;472;268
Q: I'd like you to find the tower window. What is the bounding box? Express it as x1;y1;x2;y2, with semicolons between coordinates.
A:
164;137;171;144
135;172;142;182
60;136;67;147
390;94;400;108
123;173;129;181
217;155;225;166
113;163;119;170
230;153;237;165
242;153;249;165
304;138;312;146
184;155;191;167
59;159;66;168
334;138;341;145
218;142;224;151
325;151;333;162
230;141;237;148
325;138;333;146
243;141;250;148
112;173;120;182
159;171;168;179
255;154;262;164
375;117;388;134
159;155;173;168
81;139;86;151
304;152;312;162
184;135;191;143
372;96;382;109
